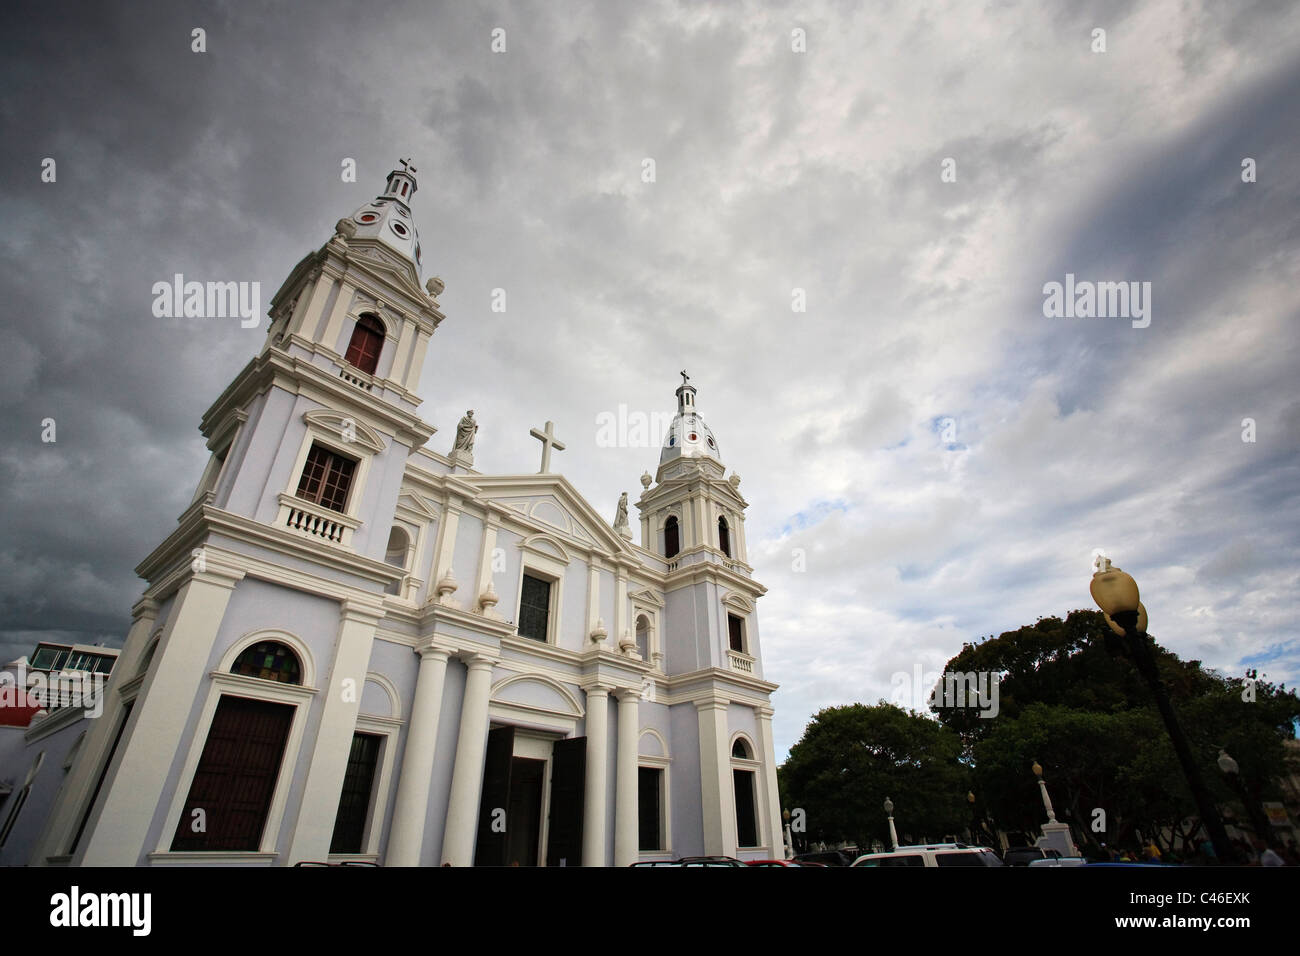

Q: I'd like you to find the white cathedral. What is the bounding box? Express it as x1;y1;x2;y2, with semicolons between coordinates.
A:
8;162;782;866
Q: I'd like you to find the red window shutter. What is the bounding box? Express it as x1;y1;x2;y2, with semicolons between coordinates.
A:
344;315;385;375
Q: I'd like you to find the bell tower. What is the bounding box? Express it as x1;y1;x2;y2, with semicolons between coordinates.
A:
636;373;759;671
190;161;442;562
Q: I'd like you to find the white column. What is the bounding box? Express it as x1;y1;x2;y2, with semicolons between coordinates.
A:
756;706;783;857
294;270;332;339
388;319;415;385
403;330;430;392
614;688;640;867
428;496;462;601
440;655;496;865
696;699;736;858
585;562;600;635
386;645;451;866
581;684;610;867
318;281;357;354
79;567;244;865
287;600;385;864
613;569;628;648
474;517;499;607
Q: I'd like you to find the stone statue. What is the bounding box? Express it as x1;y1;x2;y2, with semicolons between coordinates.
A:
334;218;357;240
453;410;478;453
613;491;629;532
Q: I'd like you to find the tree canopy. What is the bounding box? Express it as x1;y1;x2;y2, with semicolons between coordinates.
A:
778;702;969;851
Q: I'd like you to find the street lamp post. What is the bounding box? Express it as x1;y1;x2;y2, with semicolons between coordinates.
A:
1218;749;1273;850
968;791;980;846
1032;760;1078;856
1090;557;1236;863
884;796;899;851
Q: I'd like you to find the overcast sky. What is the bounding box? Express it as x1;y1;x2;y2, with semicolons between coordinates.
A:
2;0;1297;761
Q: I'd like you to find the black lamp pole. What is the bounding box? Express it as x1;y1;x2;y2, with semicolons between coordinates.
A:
1109;608;1236;863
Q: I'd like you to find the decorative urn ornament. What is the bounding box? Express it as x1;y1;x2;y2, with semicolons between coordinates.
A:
1089;556;1139;617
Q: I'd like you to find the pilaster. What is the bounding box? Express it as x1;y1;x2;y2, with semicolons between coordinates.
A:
78;567;244;865
287;599;386;863
695;698;736;858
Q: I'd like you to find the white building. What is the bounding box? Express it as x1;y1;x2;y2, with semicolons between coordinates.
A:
12;162;782;866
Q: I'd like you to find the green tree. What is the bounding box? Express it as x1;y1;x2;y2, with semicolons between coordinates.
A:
934;610;1300;855
779;703;969;852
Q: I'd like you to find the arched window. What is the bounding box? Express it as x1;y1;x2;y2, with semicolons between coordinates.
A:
344;314;385;375
718;516;731;557
731;737;759;847
664;516;680;559
231;641;302;685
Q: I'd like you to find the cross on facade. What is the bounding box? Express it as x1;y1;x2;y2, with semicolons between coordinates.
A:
530;420;566;473
680;369;690;385
399;157;417;174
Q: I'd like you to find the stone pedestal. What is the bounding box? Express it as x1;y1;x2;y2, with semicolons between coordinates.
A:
449;449;474;471
1037;821;1079;857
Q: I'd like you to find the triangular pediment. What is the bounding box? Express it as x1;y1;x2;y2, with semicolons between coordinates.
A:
463;474;636;557
343;242;429;306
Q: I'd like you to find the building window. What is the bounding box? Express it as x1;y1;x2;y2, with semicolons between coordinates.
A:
638;767;663;851
29;645;69;671
731;738;752;759
664;516;680;559
170;696;295;852
344;314;385;375
330;732;383;854
727;614;745;653
295;443;357;513
230;641;303;685
718;516;731;557
518;573;552;642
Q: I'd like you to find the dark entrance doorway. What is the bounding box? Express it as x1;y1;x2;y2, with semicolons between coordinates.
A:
171;695;294;851
475;727;586;866
505;757;545;866
734;768;758;848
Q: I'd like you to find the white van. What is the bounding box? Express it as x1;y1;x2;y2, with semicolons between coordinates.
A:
851;843;1004;867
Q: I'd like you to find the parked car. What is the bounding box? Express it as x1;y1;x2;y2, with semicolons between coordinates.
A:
1002;846;1062;867
630;856;749;867
794;849;859;867
676;856;749;867
852;843;1005;867
746;859;827;867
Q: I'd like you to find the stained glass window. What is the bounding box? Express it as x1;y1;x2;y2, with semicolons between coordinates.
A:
231;641;302;685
